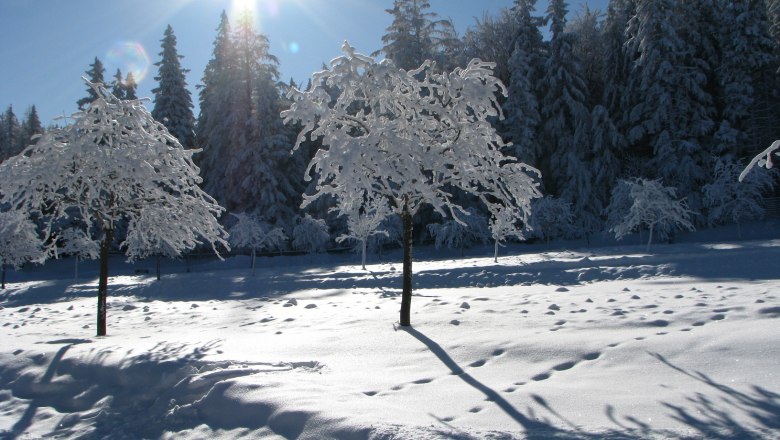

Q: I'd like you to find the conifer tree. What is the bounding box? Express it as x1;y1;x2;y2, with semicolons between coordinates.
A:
0;106;21;161
19;105;43;150
152;25;196;148
124;72;138;100
77;57;106;109
374;0;458;71
111;68;125;99
624;0;716;214
197;11;236;204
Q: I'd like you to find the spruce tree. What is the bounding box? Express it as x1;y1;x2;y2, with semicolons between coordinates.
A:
77;57;106;109
624;0;716;215
152;25;195;148
197;11;236;204
19;105;43;150
111;68;125;99
538;0;597;236
0;106;21;161
374;0;458;70
124;72;138;100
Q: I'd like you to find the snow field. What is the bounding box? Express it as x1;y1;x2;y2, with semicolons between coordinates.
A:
0;238;778;439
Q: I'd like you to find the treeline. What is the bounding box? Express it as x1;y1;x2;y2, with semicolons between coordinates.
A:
17;0;780;255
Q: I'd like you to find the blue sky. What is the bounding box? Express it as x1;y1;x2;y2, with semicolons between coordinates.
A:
0;0;608;126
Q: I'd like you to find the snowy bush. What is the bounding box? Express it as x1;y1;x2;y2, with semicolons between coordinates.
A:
609;178;695;250
0;211;46;288
336;198;390;269
426;207;490;254
489;205;527;262
57;227;99;280
704;159;775;231
292;215;330;253
228;212;287;274
528;196;574;245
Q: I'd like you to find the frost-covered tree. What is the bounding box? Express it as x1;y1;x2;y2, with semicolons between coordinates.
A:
336;197;390;269
58;227;99;281
283;43;541;326
77;57;106;110
0;211;45;289
610;178;695;250
152;25;196;149
704;158;775;235
0;80;229;336
292;214;330;253
427;207;490;256
504;44;541;165
529;196;574;246
489;205;526;263
228;212;287;275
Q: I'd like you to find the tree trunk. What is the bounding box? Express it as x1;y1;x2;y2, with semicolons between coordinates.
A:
1;265;6;289
400;200;413;327
156;255;161;281
251;249;256;276
646;225;654;252
494;240;499;264
97;228;113;337
361;239;367;270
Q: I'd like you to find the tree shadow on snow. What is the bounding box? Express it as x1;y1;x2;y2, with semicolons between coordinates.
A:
400;327;778;440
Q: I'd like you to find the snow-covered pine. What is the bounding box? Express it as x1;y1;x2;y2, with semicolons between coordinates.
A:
537;0;593;210
0;79;229;335
228;212;287;275
704;159;775;237
282;42;541;326
0;210;46;288
335;196;390;270
57;227;99;281
426;207;490;256
623;0;716;213
711;0;775;160
152;25;196;149
610;178;695;250
292;215;330;254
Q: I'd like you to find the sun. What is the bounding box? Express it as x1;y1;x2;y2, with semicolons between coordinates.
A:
229;0;258;19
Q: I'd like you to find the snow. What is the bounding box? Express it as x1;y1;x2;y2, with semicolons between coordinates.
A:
0;222;779;439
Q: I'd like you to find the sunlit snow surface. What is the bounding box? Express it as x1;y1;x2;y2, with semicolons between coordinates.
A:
0;225;778;439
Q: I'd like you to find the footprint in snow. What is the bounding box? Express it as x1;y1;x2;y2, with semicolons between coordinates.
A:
553;361;577;371
469;359;486;368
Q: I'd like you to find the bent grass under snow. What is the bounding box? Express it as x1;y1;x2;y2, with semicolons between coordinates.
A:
0;224;779;439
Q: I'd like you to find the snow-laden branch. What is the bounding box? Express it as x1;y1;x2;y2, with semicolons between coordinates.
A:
739;140;780;182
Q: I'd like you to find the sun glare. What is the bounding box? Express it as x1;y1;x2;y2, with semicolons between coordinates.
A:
230;0;258;19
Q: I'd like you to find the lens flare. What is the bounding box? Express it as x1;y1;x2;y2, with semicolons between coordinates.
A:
288;41;300;54
105;41;151;84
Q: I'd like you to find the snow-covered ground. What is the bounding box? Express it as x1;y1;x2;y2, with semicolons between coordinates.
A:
0;223;779;439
